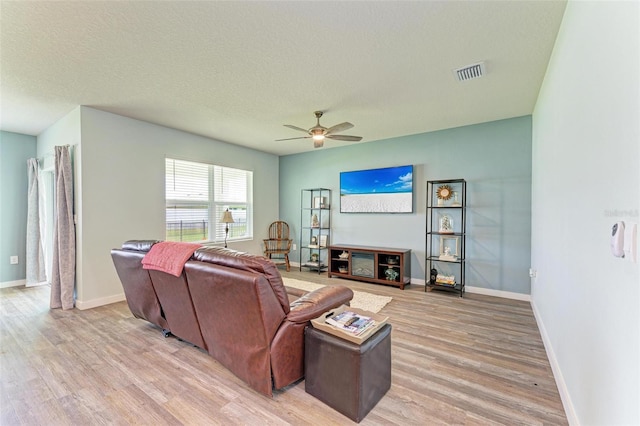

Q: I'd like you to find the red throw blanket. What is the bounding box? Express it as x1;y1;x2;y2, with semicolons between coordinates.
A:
142;241;202;277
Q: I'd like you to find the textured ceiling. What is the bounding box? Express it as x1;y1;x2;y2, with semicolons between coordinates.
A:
0;1;567;155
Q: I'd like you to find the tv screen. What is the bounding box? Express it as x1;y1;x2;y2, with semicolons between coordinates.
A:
340;165;413;213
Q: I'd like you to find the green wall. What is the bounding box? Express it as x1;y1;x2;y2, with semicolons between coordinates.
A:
0;131;37;284
2;114;533;297
280;116;532;295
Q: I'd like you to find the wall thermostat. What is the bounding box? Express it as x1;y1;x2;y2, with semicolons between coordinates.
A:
611;221;625;258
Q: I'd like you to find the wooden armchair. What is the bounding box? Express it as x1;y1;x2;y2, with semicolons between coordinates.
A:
263;221;292;271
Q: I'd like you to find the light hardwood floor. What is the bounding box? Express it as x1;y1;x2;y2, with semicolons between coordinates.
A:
0;271;567;425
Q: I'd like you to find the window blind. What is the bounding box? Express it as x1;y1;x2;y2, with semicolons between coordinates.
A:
165;158;252;243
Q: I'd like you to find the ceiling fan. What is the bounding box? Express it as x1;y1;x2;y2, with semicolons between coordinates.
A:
276;111;363;148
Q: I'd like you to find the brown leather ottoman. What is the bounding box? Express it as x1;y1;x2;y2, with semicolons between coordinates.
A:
304;323;391;423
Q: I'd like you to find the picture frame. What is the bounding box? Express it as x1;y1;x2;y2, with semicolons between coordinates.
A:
439;236;459;260
310;235;318;248
319;234;328;247
313;196;328;209
340;165;413;213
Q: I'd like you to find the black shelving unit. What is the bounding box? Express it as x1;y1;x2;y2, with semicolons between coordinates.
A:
300;188;331;274
425;179;466;297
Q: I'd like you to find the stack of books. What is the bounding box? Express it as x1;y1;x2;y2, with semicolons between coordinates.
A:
436;274;456;285
325;310;376;336
312;306;388;344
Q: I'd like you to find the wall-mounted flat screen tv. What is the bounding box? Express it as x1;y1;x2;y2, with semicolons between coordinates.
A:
340;165;413;213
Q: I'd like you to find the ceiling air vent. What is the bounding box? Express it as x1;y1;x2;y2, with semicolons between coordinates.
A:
454;62;485;82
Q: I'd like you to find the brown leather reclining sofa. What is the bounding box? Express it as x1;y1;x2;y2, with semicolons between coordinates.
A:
111;240;353;397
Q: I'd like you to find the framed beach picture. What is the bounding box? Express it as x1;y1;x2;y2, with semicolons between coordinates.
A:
339;164;413;213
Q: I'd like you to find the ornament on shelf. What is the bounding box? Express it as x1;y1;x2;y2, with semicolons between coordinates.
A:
436;185;453;206
451;191;461;207
439;215;454;233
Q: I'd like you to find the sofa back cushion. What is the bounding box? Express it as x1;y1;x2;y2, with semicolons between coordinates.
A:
148;269;206;350
184;260;286;396
193;247;290;314
122;240;160;252
111;248;169;330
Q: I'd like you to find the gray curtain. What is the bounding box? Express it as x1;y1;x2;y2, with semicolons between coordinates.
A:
26;158;46;286
50;145;76;310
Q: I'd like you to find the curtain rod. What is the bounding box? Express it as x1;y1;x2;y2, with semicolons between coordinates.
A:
36;144;73;163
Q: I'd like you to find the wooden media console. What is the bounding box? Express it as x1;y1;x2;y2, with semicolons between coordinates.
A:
328;244;411;290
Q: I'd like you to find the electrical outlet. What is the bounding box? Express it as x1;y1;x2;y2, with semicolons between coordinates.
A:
10;256;18;265
529;268;537;278
292;244;297;251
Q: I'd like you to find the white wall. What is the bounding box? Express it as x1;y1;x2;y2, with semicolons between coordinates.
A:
531;1;639;424
42;107;279;309
37;107;81;170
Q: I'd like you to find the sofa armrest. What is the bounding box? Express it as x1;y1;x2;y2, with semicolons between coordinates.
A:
287;286;353;324
285;286;307;298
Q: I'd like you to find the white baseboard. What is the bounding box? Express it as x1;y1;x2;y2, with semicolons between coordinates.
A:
531;300;577;425
411;279;530;301
25;281;49;288
466;285;531;302
0;281;126;311
0;279;26;289
76;292;126;310
294;272;530;302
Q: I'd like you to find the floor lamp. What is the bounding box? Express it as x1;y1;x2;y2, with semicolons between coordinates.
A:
220;209;234;248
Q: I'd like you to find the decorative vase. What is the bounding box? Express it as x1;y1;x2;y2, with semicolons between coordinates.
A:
451;191;461;207
385;267;399;281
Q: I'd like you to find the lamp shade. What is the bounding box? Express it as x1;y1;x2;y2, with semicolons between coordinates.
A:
220;209;234;223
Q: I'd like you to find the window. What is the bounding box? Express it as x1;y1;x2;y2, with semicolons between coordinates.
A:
165;158;253;243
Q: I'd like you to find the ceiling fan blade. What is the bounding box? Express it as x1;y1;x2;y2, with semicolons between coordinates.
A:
313;139;324;148
325;122;354;135
326;135;363;142
284;124;310;133
275;136;311;141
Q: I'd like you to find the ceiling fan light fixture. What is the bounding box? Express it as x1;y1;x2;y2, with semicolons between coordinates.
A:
277;111;361;147
311;129;325;140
